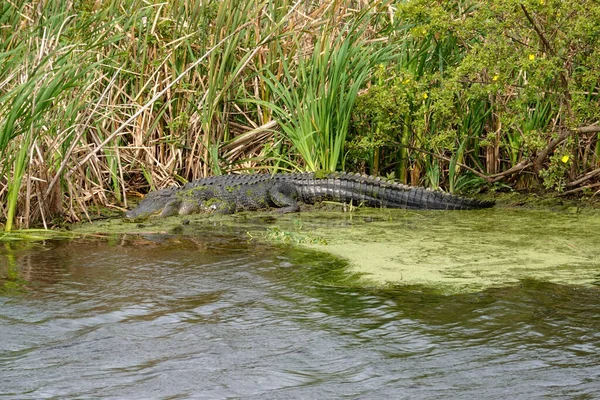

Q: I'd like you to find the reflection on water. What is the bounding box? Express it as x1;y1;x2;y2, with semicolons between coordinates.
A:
1;232;599;399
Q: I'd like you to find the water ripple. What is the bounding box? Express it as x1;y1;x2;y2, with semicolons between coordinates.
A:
1;236;599;399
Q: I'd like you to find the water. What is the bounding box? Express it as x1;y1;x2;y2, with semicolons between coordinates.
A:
1;221;600;398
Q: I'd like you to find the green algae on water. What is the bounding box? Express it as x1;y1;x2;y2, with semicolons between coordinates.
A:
296;208;600;294
70;206;600;295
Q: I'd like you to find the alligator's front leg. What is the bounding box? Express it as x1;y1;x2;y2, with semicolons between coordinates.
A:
268;182;299;213
172;196;237;215
160;199;183;217
202;199;237;214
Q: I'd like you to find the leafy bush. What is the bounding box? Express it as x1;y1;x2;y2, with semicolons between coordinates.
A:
349;0;600;193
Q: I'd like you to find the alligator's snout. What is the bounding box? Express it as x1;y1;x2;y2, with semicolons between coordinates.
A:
123;206;153;220
124;187;177;220
123;209;140;219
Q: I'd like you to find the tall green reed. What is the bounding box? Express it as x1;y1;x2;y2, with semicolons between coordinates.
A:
259;4;393;172
448;100;490;193
194;0;301;176
0;5;103;231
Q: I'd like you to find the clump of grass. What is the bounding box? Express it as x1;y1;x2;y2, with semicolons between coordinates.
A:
0;2;115;230
258;3;393;172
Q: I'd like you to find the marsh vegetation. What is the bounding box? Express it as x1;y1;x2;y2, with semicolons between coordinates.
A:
1;0;599;230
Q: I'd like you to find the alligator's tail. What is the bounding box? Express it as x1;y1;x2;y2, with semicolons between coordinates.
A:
291;172;494;210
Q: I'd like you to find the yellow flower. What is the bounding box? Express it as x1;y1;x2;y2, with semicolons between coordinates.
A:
492;75;499;81
422;29;427;35
540;0;545;4
561;155;570;163
528;54;535;61
422;93;428;99
402;78;410;84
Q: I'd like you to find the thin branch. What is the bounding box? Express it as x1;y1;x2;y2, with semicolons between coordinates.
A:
560;182;600;196
535;124;600;171
403;146;490;180
576;124;600;134
520;4;554;54
566;167;600;188
487;161;534;183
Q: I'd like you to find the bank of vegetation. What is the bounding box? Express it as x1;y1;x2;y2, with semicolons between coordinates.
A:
1;0;599;230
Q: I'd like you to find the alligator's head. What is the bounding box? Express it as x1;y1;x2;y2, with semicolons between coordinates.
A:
124;188;180;220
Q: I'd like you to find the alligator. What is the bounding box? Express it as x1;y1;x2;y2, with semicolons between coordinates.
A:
124;172;494;219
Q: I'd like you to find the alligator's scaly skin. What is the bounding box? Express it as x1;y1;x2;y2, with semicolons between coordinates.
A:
124;172;494;219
